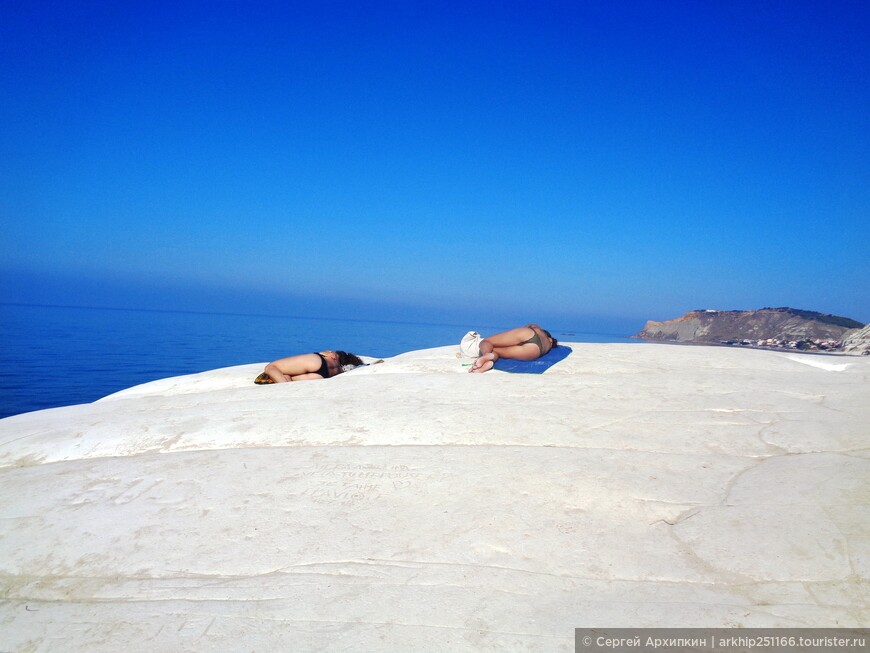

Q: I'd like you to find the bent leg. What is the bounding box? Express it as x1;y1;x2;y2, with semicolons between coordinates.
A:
469;352;497;373
263;362;292;383
470;343;540;373
262;353;321;383
289;373;325;381
470;326;542;373
480;327;535;349
492;344;541;361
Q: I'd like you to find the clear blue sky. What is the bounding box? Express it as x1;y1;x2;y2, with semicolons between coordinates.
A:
2;1;868;332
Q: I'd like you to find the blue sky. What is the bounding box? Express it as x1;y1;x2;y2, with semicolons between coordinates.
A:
2;1;868;332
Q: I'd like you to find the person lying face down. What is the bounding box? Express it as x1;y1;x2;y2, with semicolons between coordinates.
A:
255;350;364;383
469;324;558;373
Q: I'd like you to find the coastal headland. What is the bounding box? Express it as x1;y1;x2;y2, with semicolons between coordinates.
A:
635;307;869;355
1;343;868;651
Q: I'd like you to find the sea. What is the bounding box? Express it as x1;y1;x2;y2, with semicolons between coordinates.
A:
0;303;638;420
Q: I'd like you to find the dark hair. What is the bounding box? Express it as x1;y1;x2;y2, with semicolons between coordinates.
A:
336;351;364;367
542;329;558;348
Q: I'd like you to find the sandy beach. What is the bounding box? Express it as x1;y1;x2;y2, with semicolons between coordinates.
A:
1;343;867;651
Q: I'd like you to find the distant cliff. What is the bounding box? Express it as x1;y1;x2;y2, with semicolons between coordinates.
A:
635;308;865;350
841;324;870;355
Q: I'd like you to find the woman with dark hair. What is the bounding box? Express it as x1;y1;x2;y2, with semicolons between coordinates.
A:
470;324;558;373
255;350;364;384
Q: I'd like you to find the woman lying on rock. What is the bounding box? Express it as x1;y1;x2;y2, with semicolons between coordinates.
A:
255;350;365;384
470;324;557;373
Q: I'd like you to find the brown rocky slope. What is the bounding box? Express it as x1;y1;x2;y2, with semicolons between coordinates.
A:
635;308;866;353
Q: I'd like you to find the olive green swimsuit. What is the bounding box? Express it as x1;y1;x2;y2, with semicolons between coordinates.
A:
521;326;545;353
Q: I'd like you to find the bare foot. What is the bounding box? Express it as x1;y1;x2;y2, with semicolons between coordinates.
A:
469;353;494;373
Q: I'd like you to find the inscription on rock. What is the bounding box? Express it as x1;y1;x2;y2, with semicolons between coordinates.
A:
288;463;449;506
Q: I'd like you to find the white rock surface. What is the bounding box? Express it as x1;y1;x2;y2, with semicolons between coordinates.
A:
842;324;870;355
1;343;868;651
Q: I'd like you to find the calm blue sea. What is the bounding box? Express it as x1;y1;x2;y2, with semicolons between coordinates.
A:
0;303;636;419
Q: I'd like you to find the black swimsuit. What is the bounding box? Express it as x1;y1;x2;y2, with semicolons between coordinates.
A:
314;353;332;378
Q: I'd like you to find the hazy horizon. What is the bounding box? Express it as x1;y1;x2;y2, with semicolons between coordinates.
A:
0;267;649;336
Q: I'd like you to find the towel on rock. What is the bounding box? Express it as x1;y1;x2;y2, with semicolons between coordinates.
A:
492;345;572;374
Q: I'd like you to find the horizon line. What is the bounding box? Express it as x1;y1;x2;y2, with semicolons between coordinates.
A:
0;302;636;338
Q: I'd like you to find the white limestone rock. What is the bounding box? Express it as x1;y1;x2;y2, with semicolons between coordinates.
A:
1;343;868;651
842;324;870;355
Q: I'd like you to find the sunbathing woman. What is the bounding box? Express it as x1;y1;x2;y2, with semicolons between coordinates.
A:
470;324;558;373
255;350;364;384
